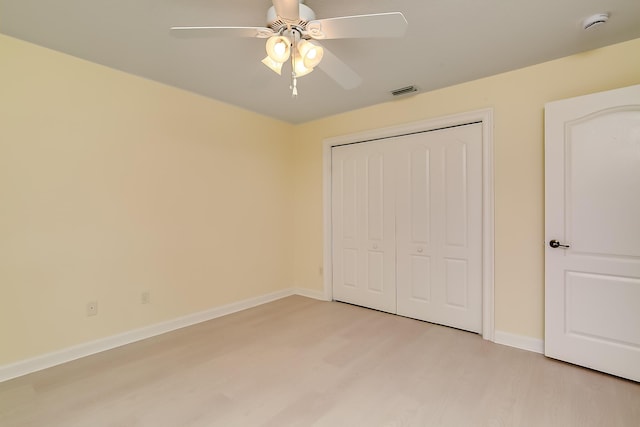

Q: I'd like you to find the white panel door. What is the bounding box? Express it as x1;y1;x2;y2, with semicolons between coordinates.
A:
396;124;483;333
331;142;397;313
545;84;640;381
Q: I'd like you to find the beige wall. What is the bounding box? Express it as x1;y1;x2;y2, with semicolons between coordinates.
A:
0;35;294;365
291;38;640;340
2;33;640;367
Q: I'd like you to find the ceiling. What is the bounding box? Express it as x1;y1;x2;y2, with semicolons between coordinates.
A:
1;0;639;124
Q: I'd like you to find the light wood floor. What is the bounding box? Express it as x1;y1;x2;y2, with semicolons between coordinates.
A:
1;296;638;427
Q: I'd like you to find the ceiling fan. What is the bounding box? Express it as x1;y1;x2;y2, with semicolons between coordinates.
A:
171;0;408;96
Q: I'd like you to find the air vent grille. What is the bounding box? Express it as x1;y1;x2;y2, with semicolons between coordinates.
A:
391;85;418;96
269;20;310;33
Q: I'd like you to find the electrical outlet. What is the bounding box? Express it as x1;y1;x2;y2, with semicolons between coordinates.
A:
141;291;150;304
86;301;98;317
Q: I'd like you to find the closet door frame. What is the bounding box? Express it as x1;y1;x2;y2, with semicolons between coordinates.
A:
322;108;495;341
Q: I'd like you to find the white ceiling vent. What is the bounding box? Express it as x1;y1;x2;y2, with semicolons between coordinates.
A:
391;85;419;97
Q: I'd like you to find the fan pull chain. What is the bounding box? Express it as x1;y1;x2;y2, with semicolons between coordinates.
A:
290;31;298;98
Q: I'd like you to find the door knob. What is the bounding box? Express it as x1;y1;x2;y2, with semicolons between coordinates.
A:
549;239;570;249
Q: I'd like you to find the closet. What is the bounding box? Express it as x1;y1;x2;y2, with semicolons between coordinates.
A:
331;123;483;333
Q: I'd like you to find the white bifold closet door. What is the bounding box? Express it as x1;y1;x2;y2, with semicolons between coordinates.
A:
330;139;398;314
332;123;483;333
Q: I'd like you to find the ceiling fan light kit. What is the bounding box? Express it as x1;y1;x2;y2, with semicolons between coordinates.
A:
170;0;408;97
263;28;323;96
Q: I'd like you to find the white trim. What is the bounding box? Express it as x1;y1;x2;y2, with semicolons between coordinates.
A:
1;288;312;383
322;109;495;341
293;287;330;301
481;110;496;342
322;137;334;302
494;330;545;354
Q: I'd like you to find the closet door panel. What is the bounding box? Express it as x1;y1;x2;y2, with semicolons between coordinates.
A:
332;143;396;313
396;124;483;333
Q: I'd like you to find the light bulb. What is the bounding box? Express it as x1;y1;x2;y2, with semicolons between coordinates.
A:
274;41;286;56
266;36;291;63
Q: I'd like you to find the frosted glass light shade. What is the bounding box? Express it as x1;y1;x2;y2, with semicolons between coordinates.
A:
261;56;283;75
297;39;324;68
293;52;314;77
265;36;291;63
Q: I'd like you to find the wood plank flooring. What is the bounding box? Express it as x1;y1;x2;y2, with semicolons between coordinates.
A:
1;295;638;426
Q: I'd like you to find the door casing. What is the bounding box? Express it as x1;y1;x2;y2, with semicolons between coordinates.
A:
322;109;495;341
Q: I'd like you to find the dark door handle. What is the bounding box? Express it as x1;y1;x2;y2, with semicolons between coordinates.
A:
549;239;570;249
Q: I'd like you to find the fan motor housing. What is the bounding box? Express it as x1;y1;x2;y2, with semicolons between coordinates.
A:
267;4;316;32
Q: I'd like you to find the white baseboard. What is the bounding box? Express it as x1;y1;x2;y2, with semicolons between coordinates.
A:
292;287;329;301
2;292;545;383
494;330;544;354
0;288;315;383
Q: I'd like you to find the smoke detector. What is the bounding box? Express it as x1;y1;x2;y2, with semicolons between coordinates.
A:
582;13;609;30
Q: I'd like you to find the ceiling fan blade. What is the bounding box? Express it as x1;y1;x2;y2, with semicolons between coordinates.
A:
307;12;408;40
272;0;300;23
317;46;362;90
170;26;274;39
